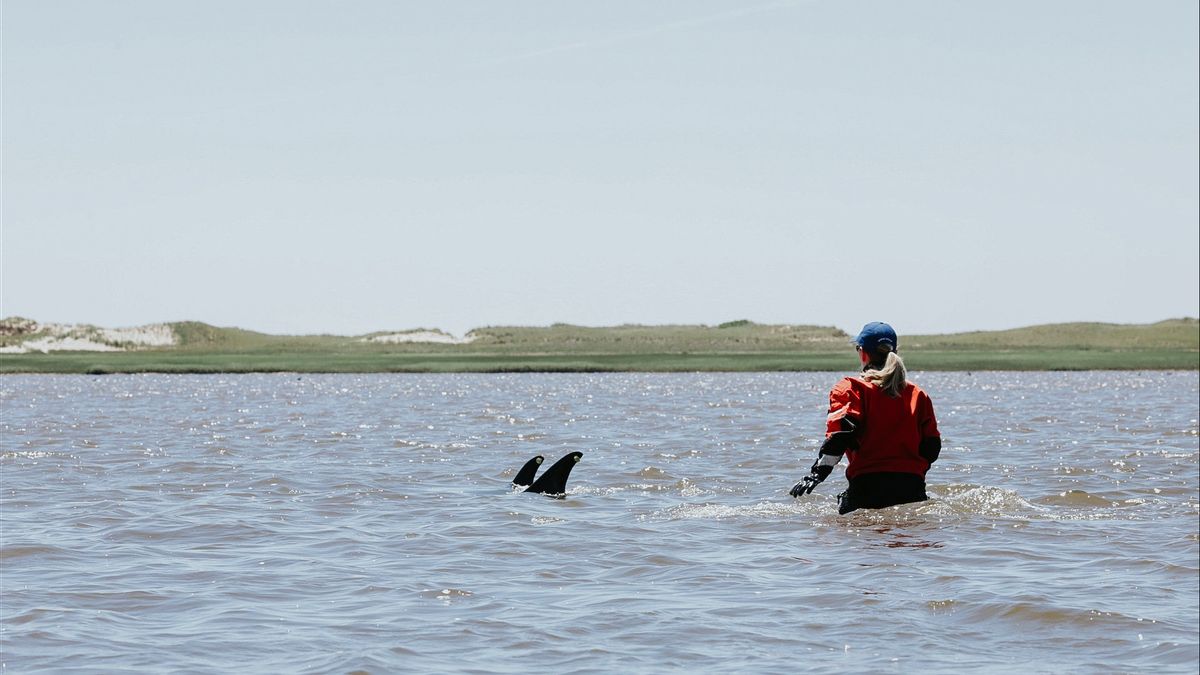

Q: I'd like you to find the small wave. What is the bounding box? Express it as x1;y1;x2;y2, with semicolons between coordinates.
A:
679;479;704;497
576;483;656;496
6;608;54;625
1051;465;1097;475
1033;489;1117;508
530;515;566;526
245;477;303;495
1;450;73;461
920;597;1159;634
574;477;705;497
0;544;68;561
924;484;1155;522
925;599;960;612
657;449;703;459
419;587;474;602
923;484;1041;518
996;602;1151;630
635;466;673;479
652;500;810;521
161;461;223;475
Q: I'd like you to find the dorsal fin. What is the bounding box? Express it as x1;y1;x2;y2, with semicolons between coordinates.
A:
525;452;583;497
512;455;544;487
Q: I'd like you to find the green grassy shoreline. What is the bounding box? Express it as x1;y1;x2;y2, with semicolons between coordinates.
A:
1;349;1195;374
2;318;1195;373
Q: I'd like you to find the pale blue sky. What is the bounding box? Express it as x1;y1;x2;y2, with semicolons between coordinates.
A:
3;0;1197;336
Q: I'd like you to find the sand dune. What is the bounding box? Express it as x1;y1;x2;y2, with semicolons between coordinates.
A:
0;321;177;354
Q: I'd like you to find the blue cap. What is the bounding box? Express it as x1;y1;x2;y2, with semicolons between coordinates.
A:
853;322;898;353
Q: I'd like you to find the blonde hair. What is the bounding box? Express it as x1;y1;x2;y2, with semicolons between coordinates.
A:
862;345;907;397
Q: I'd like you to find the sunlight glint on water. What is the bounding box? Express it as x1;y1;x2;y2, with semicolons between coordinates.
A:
2;372;1197;672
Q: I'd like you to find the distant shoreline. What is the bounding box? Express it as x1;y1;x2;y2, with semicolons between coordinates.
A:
1;350;1196;374
1;318;1195;373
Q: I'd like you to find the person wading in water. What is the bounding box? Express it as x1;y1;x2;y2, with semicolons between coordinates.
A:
790;322;942;514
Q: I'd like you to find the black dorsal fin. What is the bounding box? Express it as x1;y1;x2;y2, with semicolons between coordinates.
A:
525;452;583;497
512;455;544;487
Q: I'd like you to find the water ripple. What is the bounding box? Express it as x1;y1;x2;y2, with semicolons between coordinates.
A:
1;372;1196;672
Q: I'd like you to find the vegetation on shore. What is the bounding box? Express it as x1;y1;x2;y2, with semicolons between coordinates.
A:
1;318;1196;373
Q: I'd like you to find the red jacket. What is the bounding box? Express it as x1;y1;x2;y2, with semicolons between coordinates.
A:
825;377;940;479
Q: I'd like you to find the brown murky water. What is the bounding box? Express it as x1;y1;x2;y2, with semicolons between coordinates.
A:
2;372;1197;672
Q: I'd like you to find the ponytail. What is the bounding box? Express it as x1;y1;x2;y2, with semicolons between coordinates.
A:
862;346;907;397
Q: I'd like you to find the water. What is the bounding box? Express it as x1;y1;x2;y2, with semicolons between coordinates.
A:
2;372;1197;673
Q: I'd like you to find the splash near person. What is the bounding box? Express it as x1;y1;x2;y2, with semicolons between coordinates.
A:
790;322;942;514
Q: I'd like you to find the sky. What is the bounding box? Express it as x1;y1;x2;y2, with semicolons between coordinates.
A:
3;0;1198;337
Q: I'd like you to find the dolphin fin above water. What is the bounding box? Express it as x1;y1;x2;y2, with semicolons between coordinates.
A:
512;455;544;487
524;452;583;497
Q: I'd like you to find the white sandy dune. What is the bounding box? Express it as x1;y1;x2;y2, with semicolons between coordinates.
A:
364;331;475;345
0;320;475;353
0;322;178;354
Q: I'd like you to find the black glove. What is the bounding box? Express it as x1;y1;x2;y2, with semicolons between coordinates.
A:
790;463;833;497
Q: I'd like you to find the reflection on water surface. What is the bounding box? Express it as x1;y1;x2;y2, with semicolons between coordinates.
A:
2;372;1196;672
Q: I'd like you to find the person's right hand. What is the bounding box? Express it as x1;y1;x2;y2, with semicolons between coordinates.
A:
789;464;832;497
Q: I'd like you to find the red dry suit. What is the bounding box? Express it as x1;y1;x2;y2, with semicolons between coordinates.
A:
823;376;941;479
